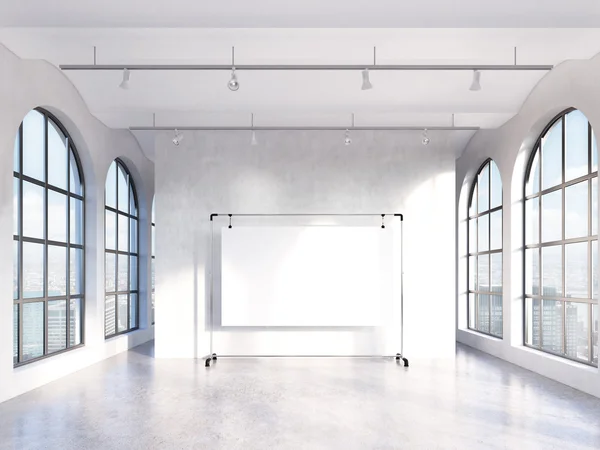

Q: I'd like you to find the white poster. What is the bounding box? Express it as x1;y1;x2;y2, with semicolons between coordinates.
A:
221;225;399;327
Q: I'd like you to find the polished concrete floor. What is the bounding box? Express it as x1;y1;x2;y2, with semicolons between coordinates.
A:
1;344;600;450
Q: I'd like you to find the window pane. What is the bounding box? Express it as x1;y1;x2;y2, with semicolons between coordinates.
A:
47;120;68;190
47;300;67;354
48;190;67;243
47;245;67;297
118;254;128;291
477;254;489;292
490;161;502;209
565;181;588;239
105;295;116;336
22;181;44;239
70;248;83;296
117;165;128;213
130;293;138;329
151;224;155;257
542;119;563;190
490;294;502;337
105;210;116;250
469;218;477;253
526;298;541;347
105;253;116;292
151;258;156;292
23;242;44;299
477;293;490;333
542;246;562;297
118;214;128;252
565;242;588;299
593;243;598;300
542;300;564;353
593;178;597;236
526;249;540;295
117;294;128;332
152;197;155;224
477;164;489;213
469;185;477;217
565;302;589;362
565;110;589;182
491;253;502;291
105;161;117;209
69;148;83;196
541;190;562;243
130;256;138;291
468;293;475;328
22;110;45;182
13;241;19;300
22;302;44;361
151;292;155;324
593;304;599;365
593;131;598;173
70;298;82;346
490;210;502;250
525;197;539;245
13;178;19;236
130;186;137;218
478;214;489;252
526;150;540;196
70;198;83;245
14;131;20;173
131;218;138;254
13;304;18;364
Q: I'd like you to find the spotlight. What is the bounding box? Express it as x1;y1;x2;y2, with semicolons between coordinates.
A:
172;129;183;147
119;68;130;90
361;69;373;90
251;130;258;146
469;70;481;91
422;129;430;146
344;129;352;146
228;69;239;91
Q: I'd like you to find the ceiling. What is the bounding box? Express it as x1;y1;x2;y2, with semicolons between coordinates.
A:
1;1;600;27
1;26;600;159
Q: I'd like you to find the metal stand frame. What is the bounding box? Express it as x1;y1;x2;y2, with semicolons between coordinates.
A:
203;213;408;368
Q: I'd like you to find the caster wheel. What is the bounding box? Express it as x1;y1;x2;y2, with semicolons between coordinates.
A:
205;358;211;368
212;353;217;361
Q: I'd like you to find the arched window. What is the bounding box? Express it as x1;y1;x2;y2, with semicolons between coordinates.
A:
151;196;155;325
525;109;598;365
105;160;139;337
13;109;85;365
468;160;503;337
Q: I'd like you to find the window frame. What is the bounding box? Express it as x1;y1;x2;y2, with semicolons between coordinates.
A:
523;108;598;367
104;159;140;338
13;108;86;367
467;158;503;338
151;196;155;325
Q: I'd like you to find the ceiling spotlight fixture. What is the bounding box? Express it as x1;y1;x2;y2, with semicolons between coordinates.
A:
172;129;183;147
361;69;373;90
344;129;352;146
119;68;130;90
228;46;239;91
422;129;430;146
469;70;481;91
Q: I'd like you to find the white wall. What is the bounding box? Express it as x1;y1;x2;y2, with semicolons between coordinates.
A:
155;129;464;359
0;44;155;404
456;55;600;398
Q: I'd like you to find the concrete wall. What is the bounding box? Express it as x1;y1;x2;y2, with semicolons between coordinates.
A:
456;55;600;398
154;129;467;360
0;44;155;404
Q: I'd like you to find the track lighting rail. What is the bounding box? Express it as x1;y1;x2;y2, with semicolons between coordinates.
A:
129;126;480;131
61;64;551;71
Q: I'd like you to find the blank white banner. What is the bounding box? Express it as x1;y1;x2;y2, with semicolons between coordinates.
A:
221;225;399;327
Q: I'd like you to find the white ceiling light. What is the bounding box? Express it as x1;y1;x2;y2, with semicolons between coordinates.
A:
172;129;183;146
250;113;258;145
469;70;481;91
422;129;430;146
119;68;130;90
228;46;239;91
361;69;373;90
